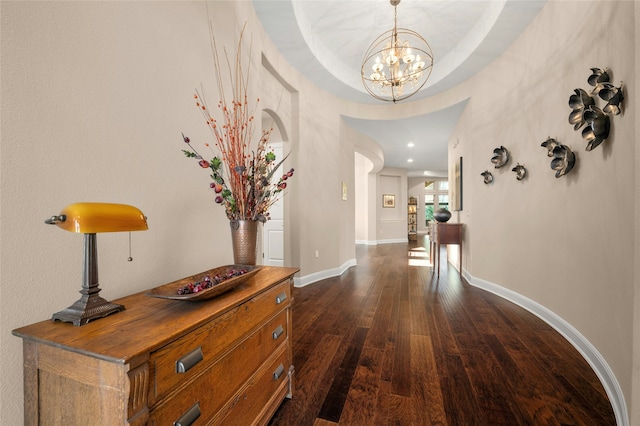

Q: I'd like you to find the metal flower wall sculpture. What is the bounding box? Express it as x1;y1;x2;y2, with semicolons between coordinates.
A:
550;143;575;178
490;146;509;168
480;170;493;184
568;89;595;131
568;67;624;151
511;163;527;181
540;137;575;178
541;137;560;157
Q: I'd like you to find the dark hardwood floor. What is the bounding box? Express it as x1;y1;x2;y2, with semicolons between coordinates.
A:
269;237;616;426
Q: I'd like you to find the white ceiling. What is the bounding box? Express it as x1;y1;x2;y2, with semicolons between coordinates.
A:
254;0;546;177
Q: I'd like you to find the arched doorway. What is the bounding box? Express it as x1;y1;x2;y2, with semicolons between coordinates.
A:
261;109;289;266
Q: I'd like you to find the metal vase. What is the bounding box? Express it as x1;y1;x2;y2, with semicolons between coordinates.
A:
433;208;452;223
229;220;258;265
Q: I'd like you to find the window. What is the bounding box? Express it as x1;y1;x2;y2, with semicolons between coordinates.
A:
424;194;434;222
438;194;449;210
424;179;449;225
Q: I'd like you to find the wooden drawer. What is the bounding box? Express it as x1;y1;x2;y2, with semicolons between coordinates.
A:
212;344;291;426
149;279;291;405
148;308;289;425
431;223;462;244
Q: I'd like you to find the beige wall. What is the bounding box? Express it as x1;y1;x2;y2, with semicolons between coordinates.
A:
1;1;638;425
376;168;409;242
354;152;373;244
634;2;640;424
0;1;353;422
447;1;638;423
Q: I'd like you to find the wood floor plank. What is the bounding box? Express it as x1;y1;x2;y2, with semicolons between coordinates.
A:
429;291;461;357
438;352;484;425
408;275;430;337
410;334;446;425
483;325;570;423
275;334;344;426
339;346;383;425
375;379;394;425
317;327;369;423
391;315;411;398
458;348;531;425
385;392;413;426
356;275;383;330
364;279;395;350
269;239;616;425
313;419;338;426
380;330;395;384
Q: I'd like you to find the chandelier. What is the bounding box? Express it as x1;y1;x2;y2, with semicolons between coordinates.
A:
361;0;433;103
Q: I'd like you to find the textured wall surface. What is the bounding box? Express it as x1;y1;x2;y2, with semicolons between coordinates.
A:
1;1;638;424
447;2;637;422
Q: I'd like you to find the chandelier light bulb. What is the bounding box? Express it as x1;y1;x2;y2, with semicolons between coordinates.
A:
403;47;415;64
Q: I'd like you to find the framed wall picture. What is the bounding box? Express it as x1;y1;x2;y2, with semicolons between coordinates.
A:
382;194;395;208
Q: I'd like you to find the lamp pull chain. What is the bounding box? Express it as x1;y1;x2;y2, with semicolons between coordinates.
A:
128;232;133;262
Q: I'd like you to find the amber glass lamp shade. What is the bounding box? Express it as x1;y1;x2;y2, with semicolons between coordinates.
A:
50;202;148;233
45;202;148;326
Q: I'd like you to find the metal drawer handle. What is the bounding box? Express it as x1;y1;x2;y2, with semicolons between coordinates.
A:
174;401;201;426
275;291;287;304
272;325;284;340
176;347;203;374
273;364;285;380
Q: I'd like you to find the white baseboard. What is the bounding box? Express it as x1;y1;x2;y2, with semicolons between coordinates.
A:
355;238;409;245
355;239;377;246
463;270;628;426
293;258;357;288
376;238;408;245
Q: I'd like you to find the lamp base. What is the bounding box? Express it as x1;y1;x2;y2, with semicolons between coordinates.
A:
52;295;125;326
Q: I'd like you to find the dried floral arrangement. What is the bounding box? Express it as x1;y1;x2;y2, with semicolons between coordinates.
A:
181;24;293;223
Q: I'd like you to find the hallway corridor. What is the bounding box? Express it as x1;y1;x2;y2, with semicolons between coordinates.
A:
269;239;615;425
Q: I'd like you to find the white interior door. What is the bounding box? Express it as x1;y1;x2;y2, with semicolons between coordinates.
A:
262;142;284;266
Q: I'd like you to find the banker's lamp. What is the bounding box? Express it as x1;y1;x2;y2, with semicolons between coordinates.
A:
45;202;148;326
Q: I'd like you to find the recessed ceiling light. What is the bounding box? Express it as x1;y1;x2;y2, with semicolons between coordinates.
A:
407;142;414;148
408;158;413;163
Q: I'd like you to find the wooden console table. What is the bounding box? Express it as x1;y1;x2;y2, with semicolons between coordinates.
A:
13;266;298;426
429;222;463;276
